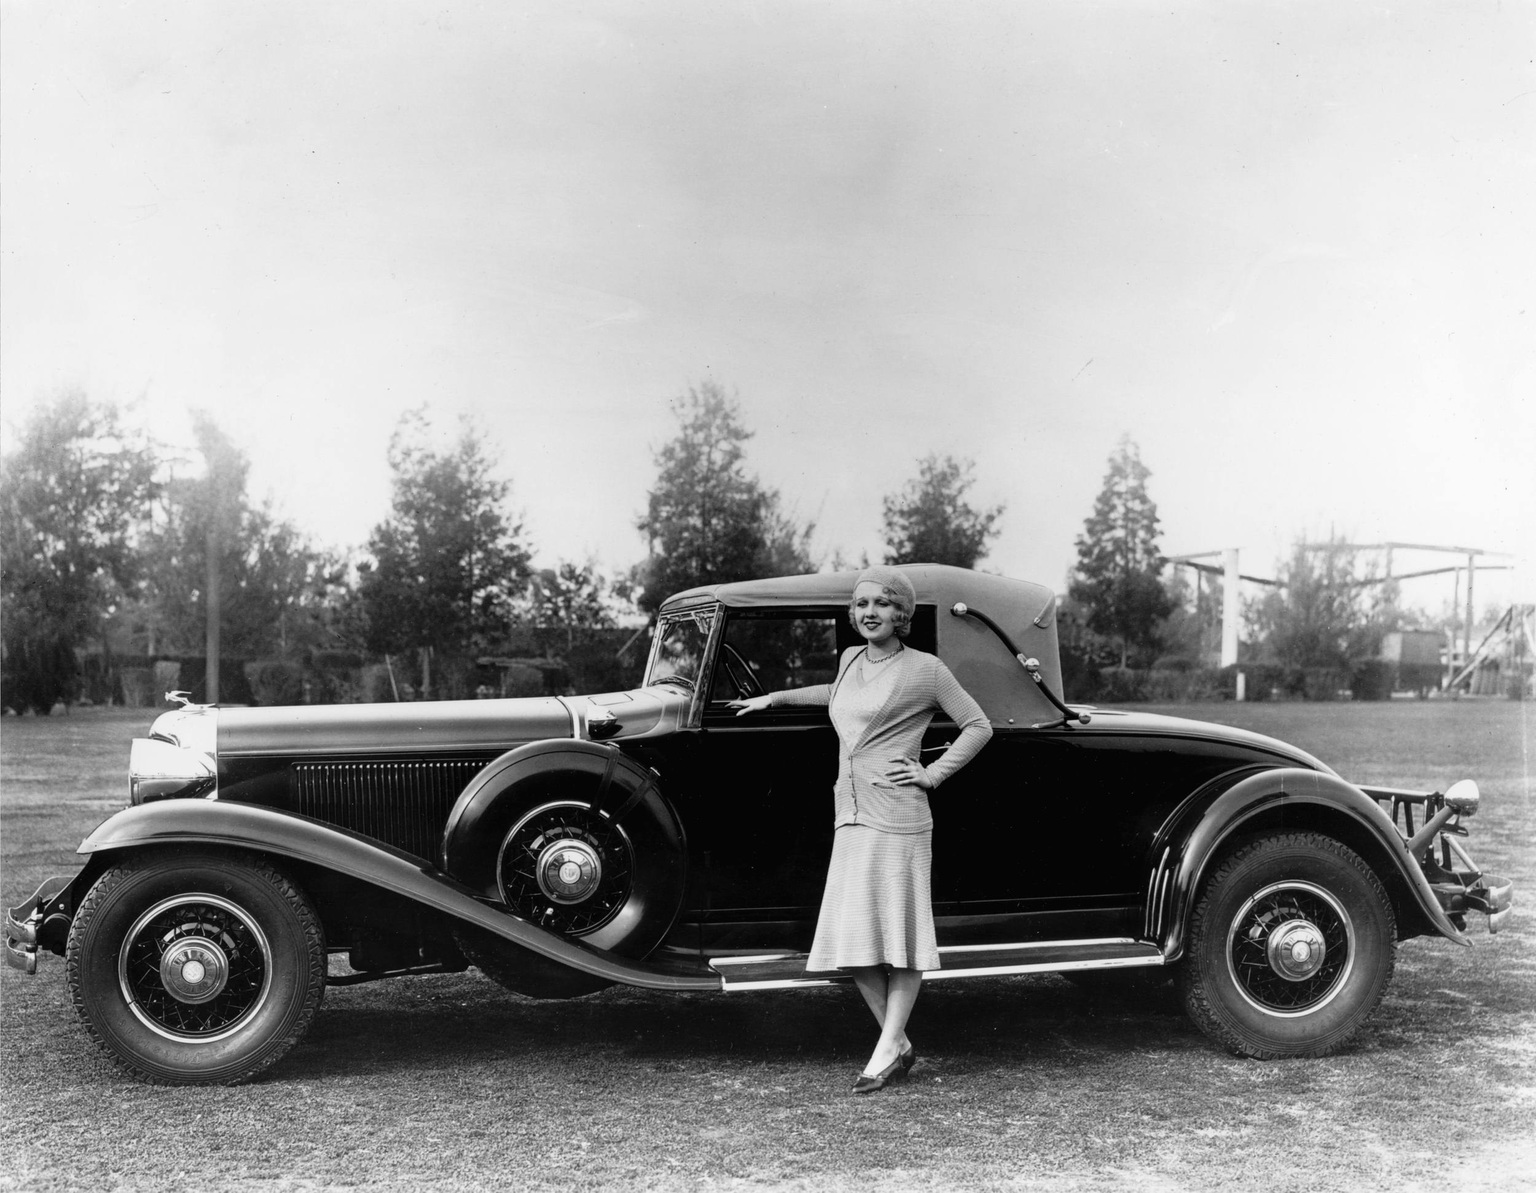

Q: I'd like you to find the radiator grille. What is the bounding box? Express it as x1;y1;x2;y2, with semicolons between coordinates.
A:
292;760;487;861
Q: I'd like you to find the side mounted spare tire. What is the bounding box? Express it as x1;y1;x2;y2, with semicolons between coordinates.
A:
442;740;686;967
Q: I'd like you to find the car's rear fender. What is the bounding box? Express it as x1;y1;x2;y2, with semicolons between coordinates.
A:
1148;767;1467;961
62;801;718;991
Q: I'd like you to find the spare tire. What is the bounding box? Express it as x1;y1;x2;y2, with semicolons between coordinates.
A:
442;740;686;959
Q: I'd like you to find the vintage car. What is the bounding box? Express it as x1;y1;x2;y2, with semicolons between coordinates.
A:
5;565;1513;1085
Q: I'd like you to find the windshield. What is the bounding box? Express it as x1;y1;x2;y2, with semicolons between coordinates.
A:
647;607;717;689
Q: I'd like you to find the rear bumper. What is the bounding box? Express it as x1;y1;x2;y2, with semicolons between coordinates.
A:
4;877;75;974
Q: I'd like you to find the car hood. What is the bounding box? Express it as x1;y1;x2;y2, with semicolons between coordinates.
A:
211;687;688;759
1072;707;1335;775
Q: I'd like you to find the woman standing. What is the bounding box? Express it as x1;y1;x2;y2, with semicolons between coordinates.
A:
729;567;992;1092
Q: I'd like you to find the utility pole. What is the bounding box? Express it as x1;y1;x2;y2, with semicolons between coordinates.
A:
1464;550;1475;676
1221;549;1240;668
205;518;220;703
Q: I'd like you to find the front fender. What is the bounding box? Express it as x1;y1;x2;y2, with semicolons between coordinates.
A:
1149;767;1467;961
75;801;716;991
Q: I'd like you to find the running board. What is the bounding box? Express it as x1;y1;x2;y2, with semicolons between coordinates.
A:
710;938;1164;992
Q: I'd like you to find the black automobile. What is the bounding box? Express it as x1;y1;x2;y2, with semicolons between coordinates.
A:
5;565;1512;1084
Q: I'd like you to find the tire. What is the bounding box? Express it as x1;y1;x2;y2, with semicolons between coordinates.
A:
453;925;612;1000
444;743;686;958
66;849;325;1085
1179;832;1395;1059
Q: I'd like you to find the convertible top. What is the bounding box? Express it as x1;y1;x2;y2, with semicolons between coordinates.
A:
662;564;1065;725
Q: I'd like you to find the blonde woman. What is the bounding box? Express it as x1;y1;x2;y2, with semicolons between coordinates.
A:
730;567;992;1092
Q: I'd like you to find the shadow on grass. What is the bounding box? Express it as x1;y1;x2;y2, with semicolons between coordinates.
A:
284;969;1194;1082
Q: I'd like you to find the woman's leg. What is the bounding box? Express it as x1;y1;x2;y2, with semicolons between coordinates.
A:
849;966;913;1052
860;967;921;1076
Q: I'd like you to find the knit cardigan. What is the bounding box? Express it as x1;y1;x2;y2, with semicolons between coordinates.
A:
769;645;993;834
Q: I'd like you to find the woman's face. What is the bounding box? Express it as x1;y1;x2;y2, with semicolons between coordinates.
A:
851;581;901;646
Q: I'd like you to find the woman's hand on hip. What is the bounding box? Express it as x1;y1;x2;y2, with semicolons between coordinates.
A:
883;759;934;790
728;695;773;716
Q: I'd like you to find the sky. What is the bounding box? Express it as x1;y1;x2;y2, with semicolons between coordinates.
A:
3;1;1532;616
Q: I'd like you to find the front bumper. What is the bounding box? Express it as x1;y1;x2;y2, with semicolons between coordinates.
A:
4;877;75;974
1431;872;1515;933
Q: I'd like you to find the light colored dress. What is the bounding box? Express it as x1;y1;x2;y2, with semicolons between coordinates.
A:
771;645;990;973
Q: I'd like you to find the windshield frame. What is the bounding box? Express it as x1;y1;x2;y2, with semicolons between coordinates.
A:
644;601;722;725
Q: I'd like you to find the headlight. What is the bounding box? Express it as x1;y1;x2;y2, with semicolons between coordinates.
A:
129;736;217;805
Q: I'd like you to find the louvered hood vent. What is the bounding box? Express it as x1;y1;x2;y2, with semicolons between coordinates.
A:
293;760;487;861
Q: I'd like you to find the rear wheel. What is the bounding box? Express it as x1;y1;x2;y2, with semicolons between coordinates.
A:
1180;832;1395;1059
67;850;324;1085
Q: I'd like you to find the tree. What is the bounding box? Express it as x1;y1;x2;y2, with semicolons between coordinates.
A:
138;413;345;663
881;453;1003;568
1247;539;1376;670
1068;436;1174;667
358;410;531;691
635;382;812;613
0;392;158;712
529;561;625;654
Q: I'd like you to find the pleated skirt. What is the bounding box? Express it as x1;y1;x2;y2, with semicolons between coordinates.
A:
806;823;939;973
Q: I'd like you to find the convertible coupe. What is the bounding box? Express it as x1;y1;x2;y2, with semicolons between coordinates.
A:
5;565;1512;1084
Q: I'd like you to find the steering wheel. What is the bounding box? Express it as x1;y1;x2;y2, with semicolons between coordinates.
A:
720;644;765;699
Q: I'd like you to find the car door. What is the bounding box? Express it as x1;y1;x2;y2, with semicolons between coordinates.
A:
682;609;845;945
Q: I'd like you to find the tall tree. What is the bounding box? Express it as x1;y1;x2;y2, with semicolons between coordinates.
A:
881;453;1003;568
0;392;158;712
358;409;531;689
1069;436;1173;667
635;382;812;613
138;413;346;664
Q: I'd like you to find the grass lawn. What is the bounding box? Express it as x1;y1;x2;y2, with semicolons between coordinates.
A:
1;701;1532;1192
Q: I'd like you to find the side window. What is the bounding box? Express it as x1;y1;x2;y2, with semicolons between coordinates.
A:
708;611;841;705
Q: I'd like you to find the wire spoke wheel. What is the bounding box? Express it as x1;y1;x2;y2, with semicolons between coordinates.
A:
1226;881;1352;1015
498;801;634;936
68;850;324;1085
119;895;273;1040
1180;832;1395;1059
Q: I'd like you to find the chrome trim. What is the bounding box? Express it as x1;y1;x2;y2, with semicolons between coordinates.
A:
719;953;1167;991
5;937;37;974
129;735;218;805
1443;779;1480;817
709;953;802;968
1445;835;1480;874
553;696;582;740
1226;880;1355;1019
930;956;1164;981
119;893;273;1043
723;976;843;991
936;937;1141;954
146;705;219;757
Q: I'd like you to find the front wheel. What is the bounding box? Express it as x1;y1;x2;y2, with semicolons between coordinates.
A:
1180;832;1395;1059
66;849;325;1085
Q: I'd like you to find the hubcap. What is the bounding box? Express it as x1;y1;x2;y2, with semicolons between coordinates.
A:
498;801;633;936
538;839;602;905
1265;919;1327;981
1226;880;1354;1017
158;936;230;1003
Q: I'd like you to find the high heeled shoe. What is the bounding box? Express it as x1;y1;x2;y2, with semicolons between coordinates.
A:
899;1045;916;1072
852;1056;905;1094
